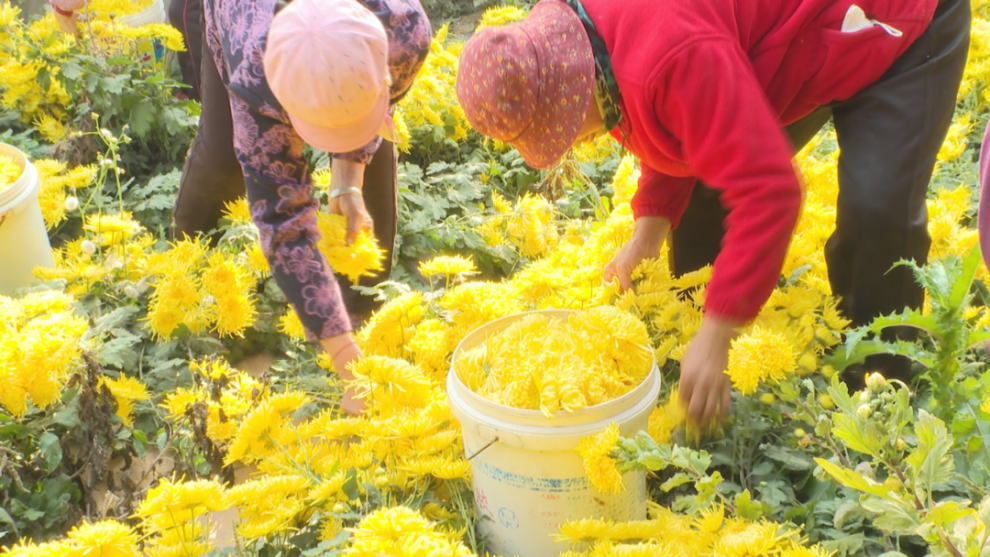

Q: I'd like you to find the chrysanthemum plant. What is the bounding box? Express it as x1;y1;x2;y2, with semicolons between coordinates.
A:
827;248;990;423
0;3;198;169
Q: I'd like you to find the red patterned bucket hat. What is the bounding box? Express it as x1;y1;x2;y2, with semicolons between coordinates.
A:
456;0;595;169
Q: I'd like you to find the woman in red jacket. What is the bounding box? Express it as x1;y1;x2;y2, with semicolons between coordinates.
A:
456;0;969;425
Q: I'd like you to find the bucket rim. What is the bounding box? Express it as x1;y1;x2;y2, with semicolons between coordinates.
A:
0;144;37;215
449;309;659;424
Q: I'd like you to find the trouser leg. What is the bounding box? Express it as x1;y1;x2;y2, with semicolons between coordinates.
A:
167;0;203;101
170;36;245;243
827;0;970;384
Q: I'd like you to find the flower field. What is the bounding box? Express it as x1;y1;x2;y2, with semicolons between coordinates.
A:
2;2;990;557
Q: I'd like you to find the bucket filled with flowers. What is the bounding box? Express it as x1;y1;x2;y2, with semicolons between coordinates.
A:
448;307;661;557
0;143;54;295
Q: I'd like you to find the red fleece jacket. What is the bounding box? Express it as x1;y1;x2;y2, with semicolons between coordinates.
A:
581;0;937;321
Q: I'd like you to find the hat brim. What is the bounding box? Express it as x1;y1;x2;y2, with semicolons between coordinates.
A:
509;0;595;170
289;89;390;154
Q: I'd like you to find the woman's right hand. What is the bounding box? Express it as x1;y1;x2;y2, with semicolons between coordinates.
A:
603;216;672;290
320;333;367;416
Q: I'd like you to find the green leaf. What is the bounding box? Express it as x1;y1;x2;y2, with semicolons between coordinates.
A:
821;534;867;556
860;497;922;533
833;499;863;530
659;472;692;492
814;459;901;502
947;247;982;313
0;508;12;525
38;432;63;473
829;338;936;370
734;490;763;521
866;309;942;342
670;446;711;472
762;444;814;471
904;410;955;496
128;101;156;137
832;414;887;459
923;501;973;529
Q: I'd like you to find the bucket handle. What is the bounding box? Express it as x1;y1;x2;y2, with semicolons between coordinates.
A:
466;436;498;461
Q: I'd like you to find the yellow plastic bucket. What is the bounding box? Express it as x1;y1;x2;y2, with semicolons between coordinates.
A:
0;144;54;295
448;310;661;557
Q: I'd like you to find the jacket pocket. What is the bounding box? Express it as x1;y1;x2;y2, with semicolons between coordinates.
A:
803;25;904;104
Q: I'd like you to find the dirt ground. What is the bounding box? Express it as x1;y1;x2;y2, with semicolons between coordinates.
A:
448;8;485;40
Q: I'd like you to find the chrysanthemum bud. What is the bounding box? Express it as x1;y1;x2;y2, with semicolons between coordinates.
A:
821;365;836;379
856;404;872;419
64;196;79;211
818;393;834;410
895;437;907;452
332;502;347;514
866;372;886;393
80;239;96;255
123;285;138;298
759;393;776;405
794;428;806;438
859;391;871;404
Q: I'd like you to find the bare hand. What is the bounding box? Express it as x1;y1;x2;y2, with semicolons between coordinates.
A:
678;317;739;427
603;216;671;290
321;334;367;416
327;157;372;246
327;192;373;246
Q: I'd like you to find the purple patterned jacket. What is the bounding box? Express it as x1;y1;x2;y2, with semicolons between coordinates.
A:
203;0;430;341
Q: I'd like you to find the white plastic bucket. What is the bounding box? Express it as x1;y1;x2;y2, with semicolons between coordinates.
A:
117;0;167;61
448;310;662;557
0;144;54;296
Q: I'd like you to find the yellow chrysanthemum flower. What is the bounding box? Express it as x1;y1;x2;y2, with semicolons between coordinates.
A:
0;152;21;191
100;375;150;427
317;213;386;283
418;254;478;278
725;328;796;395
65;520;141;557
576;422;624;494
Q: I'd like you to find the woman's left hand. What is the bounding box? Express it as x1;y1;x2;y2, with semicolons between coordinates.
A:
326;158;372;245
678;316;740;427
327;192;373;246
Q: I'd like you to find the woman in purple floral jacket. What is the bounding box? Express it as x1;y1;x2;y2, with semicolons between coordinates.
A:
171;0;430;414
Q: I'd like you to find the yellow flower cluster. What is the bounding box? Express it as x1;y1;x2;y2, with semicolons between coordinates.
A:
556;506;833;557
33;159;98;229
577;422;624;494
0;11;73;123
35;212;153;296
418;254;478;278
2;519;140;557
725;328;796;395
394;24;468;151
135;477;227;556
474;5;529;32
161;358;268;445
144;239;258;339
317;213;386;283
148;354;470;544
100;374;149;426
0;290;87;418
455;307;653;416
0;151;20;191
344;506;473;557
0;0;185;130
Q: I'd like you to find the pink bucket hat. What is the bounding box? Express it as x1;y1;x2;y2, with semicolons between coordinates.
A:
456;0;595;169
264;0;394;154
